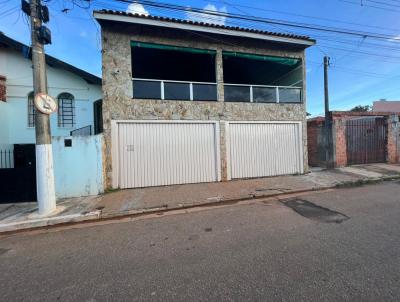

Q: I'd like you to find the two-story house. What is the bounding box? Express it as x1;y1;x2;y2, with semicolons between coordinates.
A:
94;10;315;190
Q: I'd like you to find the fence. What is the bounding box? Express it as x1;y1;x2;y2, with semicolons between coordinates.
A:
133;78;218;101
70;125;92;136
132;78;302;103
0;149;13;169
224;84;302;103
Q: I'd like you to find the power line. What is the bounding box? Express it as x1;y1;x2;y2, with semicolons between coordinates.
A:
107;0;400;41
204;0;400;33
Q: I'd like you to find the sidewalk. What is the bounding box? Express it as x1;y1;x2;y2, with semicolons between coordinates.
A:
1;163;400;233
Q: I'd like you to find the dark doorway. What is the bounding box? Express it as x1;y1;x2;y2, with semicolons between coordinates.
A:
93;99;103;134
0;144;37;203
346;117;387;165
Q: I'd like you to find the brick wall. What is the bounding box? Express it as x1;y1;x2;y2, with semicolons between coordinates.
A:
0;75;6;102
307;118;325;167
333;118;347;167
387;115;399;164
308;112;400;168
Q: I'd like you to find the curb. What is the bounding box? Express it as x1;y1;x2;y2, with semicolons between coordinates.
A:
1;175;399;235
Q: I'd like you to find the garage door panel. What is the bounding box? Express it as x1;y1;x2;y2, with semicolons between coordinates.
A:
117;122;218;189
228;122;303;179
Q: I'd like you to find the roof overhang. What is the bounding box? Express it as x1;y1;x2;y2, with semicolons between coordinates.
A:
0;32;101;85
94;12;315;47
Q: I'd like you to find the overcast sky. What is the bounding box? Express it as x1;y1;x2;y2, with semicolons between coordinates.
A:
2;0;400;115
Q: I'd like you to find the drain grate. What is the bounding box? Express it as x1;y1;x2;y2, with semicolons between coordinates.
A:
282;198;349;224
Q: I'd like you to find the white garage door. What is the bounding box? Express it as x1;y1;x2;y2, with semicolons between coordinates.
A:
227;122;303;179
115;121;220;189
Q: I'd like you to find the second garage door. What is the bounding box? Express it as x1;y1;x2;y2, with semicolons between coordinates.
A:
227;122;304;179
116;121;220;189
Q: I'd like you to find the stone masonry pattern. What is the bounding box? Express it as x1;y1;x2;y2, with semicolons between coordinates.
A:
101;23;309;188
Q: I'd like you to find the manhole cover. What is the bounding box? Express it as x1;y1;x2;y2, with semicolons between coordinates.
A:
282;198;349;224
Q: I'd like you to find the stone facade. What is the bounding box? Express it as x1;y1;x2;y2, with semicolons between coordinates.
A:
100;23;309;188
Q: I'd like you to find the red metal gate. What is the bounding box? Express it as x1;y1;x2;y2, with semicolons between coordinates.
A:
346;117;387;165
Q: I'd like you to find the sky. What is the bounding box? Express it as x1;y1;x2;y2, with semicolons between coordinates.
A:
2;0;400;116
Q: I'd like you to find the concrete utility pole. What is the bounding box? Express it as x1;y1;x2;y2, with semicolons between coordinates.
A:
29;0;56;215
324;56;333;168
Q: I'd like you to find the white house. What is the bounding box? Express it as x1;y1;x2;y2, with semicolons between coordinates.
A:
0;33;104;202
0;32;102;152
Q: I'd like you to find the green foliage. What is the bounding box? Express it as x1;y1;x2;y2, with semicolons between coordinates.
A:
350;105;371;112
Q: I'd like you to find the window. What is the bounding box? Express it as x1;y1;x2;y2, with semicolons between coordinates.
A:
58;93;75;127
28;91;35;127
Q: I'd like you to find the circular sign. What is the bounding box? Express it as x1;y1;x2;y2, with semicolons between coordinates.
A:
34;93;57;115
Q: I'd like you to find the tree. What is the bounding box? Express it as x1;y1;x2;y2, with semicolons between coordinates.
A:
350;105;371;112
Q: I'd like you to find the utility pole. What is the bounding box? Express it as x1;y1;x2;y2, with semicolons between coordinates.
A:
324;56;333;168
29;0;56;215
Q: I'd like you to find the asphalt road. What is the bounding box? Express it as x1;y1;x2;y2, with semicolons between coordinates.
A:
1;181;400;301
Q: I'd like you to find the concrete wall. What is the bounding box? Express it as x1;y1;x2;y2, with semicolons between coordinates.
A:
101;23;309;187
0;48;102;147
52;135;104;199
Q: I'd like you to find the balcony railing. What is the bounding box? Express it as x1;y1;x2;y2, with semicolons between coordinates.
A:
70;125;92;136
133;78;218;101
224;83;302;103
132;78;302;103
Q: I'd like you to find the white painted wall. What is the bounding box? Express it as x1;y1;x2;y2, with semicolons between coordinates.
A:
0;48;102;147
52;135;104;199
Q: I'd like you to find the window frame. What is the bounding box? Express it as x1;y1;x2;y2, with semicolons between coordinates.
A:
27;91;35;128
57;92;75;128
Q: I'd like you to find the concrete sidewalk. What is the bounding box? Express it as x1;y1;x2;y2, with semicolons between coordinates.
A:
1;163;400;233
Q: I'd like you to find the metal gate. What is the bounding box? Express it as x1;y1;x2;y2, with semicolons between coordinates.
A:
346;117;387;165
114;121;220;189
227;122;304;179
0;144;37;203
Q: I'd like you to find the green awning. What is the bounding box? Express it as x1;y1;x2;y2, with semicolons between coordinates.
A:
222;51;300;66
131;41;216;55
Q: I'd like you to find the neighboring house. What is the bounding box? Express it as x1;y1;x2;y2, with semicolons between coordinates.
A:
0;33;104;202
373;99;400;112
0;32;103;153
308;112;399;168
94;10;315;189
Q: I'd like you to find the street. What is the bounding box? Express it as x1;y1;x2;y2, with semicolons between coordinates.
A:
1;181;400;301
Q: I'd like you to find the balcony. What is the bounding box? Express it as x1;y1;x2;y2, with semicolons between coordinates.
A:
224;84;302;103
133;78;302;103
133;78;218;101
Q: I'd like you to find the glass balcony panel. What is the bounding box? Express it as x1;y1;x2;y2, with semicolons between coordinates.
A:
193;84;217;101
133;80;161;99
224;85;250;102
164;82;190;100
253;87;277;103
279;88;302;103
